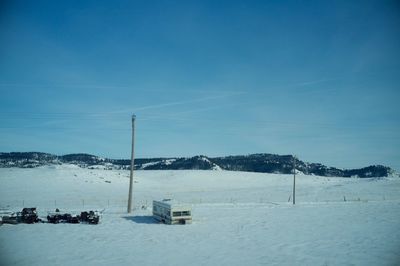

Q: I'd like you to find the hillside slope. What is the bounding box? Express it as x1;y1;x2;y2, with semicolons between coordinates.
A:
0;152;394;177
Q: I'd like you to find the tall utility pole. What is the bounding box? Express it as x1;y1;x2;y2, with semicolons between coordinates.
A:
292;155;296;205
127;114;136;213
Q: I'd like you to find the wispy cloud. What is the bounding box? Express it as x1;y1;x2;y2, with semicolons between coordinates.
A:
109;92;245;115
293;77;340;87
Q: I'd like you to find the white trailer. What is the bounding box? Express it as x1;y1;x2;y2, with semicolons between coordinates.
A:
152;199;192;225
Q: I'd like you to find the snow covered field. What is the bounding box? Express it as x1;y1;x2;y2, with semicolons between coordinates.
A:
0;165;399;266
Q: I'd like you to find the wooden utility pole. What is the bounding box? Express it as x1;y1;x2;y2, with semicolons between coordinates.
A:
292;155;296;205
127;114;136;213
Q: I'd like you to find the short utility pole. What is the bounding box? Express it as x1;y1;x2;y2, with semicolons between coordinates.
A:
292;155;296;205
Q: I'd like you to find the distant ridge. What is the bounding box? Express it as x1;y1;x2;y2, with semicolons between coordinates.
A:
0;152;394;178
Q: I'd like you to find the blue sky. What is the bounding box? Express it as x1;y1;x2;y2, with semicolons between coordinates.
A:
0;0;399;170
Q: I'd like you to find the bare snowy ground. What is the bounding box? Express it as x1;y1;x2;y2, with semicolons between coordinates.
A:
0;166;399;266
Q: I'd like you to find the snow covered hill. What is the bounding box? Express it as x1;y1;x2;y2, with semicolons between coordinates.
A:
0;152;394;177
0;166;399;266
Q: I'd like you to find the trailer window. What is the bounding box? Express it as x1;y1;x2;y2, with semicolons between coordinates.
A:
173;211;182;217
182;211;191;216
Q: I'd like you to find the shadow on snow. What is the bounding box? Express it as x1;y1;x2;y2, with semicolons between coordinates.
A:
122;215;159;224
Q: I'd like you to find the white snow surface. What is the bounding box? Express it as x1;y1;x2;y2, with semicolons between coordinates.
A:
0;165;399;266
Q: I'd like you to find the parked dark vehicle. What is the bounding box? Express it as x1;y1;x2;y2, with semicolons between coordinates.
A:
1;214;18;225
1;208;41;224
47;213;63;223
47;209;80;224
48;210;100;224
80;211;99;224
68;215;80;224
2;208;100;225
20;208;41;224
